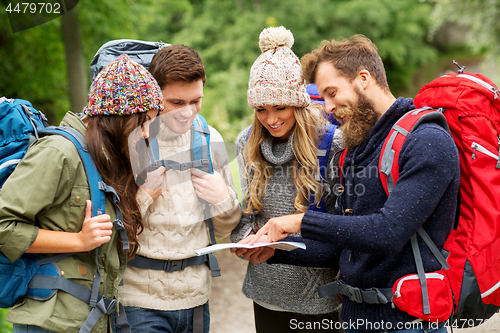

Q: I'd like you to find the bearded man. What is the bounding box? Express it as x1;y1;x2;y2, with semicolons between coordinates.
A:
251;35;460;333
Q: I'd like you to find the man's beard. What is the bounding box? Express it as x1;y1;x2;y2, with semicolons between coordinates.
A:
335;89;378;150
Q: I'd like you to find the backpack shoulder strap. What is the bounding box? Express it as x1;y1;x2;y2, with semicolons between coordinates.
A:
37;126;129;250
245;125;253;141
317;124;337;180
338;149;348;183
39;126;106;217
191;114;213;174
309;124;337;212
30;127;132;332
378;108;449;196
191;115;218;252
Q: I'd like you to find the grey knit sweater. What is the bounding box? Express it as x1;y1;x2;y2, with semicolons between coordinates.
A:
230;126;343;315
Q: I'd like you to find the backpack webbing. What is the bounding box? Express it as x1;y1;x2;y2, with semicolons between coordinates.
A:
35;127;130;333
129;114;221;277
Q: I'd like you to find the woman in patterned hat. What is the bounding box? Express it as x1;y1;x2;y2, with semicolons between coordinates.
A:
230;27;344;333
0;55;163;333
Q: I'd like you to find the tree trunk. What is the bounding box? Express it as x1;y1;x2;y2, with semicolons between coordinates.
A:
61;6;87;114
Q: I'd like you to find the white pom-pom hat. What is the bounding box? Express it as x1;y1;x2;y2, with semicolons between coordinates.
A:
247;26;310;109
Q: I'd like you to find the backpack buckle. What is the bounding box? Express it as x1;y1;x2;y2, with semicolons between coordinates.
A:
113;219;125;231
347;285;363;303
201;159;210;167
371;288;389;304
102;297;117;314
164;259;187;272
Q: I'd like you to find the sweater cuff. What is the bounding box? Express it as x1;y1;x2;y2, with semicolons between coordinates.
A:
136;187;154;218
211;187;238;216
301;210;332;244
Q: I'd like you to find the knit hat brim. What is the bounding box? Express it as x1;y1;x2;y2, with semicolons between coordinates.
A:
247;87;310;108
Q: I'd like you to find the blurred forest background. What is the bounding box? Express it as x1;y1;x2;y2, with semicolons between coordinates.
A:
1;0;500;143
1;0;500;331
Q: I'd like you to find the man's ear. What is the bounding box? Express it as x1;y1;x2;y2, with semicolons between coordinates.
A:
357;69;371;90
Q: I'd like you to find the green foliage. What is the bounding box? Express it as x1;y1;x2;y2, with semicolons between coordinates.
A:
1;0;439;137
168;0;436;140
0;308;13;333
430;0;500;83
0;5;68;123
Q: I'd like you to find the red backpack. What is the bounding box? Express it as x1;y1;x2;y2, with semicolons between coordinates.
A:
370;65;500;325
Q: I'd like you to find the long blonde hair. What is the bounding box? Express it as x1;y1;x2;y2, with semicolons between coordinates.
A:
243;105;328;214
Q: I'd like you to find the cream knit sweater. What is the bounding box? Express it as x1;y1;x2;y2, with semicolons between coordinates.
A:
119;122;241;311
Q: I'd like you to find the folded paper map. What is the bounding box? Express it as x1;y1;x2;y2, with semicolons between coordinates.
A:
194;241;306;256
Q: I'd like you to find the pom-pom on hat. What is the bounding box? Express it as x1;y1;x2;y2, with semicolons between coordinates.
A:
84;54;164;116
247;26;310;109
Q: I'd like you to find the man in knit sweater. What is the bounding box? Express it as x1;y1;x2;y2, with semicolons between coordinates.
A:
253;35;460;332
116;45;241;333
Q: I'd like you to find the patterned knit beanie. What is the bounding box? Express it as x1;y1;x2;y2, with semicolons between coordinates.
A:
247;26;310;109
84;54;164;116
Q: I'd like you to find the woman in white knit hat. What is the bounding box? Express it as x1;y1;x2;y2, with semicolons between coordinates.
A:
230;26;344;333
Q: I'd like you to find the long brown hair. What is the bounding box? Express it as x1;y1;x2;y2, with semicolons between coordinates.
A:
243;106;328;214
85;113;148;259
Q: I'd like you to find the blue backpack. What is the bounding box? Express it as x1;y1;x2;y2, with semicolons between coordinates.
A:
0;98;131;333
0;97;48;187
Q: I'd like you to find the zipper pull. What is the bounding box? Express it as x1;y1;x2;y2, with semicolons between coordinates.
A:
453;60;465;74
472;144;477;159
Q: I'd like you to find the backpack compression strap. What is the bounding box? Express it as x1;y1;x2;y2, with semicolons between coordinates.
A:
378;108;449;196
148;115;213;173
28;270;130;333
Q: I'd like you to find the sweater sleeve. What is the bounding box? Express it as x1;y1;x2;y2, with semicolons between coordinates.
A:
268;236;341;268
230;128;253;243
267;128;344;267
301;124;459;254
136;187;154;218
207;126;242;239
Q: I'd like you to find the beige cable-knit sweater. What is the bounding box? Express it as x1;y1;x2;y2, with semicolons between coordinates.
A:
119;121;241;311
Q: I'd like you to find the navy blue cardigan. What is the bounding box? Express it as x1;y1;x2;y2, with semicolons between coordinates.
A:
270;97;460;329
